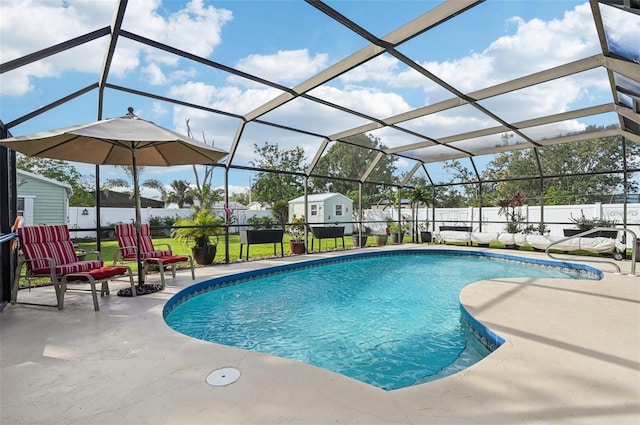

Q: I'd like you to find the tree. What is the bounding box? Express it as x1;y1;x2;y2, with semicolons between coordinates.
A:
442;159;479;206
17;156;94;206
102;166;166;202
163;179;195;208
229;192;250;205
433;186;468;208
193;184;224;211
185;118;219;213
311;134;397;204
250;142;307;224
444;131;638;206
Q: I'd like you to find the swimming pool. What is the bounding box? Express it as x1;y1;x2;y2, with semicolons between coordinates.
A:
164;250;601;390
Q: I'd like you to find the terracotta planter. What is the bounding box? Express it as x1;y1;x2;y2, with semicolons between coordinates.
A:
192;245;217;265
289;241;306;254
374;235;388;246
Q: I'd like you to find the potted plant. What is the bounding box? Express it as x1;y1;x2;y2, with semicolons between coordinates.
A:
522;223;550;251
172;210;224;265
373;222;390;246
386;216;409;244
352;225;370;248
419;218;431;243
565;210;618;238
409;185;431;243
497;188;526;248
287;214;306;254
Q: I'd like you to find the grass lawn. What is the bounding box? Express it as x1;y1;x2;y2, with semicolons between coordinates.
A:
16;233;383;288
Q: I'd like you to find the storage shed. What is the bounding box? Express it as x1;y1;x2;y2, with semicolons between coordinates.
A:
17;169;72;226
288;193;353;233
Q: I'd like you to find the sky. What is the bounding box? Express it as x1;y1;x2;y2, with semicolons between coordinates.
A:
1;0;638;201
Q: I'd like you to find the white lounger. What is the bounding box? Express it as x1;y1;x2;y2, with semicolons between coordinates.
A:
435;230;472;244
437;231;621;255
526;234;617;253
471;232;499;245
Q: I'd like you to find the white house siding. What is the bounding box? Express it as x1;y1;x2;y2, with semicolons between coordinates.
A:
288;193;354;233
17;170;71;225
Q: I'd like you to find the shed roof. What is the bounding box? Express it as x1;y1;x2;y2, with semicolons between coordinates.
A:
17;169;72;194
289;193;353;204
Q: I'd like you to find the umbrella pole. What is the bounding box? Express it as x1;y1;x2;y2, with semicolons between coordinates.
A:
132;148;144;286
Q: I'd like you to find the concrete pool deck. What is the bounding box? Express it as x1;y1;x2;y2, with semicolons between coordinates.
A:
1;245;639;424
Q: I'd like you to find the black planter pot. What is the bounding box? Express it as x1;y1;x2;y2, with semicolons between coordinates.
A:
563;228;618;238
420;231;432;243
352;235;369;248
192;245;217;265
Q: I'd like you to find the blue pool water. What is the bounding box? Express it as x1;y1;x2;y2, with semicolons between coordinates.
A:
164;251;599;390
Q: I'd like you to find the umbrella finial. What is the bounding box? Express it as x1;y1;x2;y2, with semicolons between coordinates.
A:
124;106;137;119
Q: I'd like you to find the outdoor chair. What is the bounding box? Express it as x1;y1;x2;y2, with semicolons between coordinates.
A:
113;222;195;287
13;224;135;311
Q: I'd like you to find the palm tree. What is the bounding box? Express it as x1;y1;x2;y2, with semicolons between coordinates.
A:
185;118;219;212
102;165;166;202
194;184;224;211
163;179;195;208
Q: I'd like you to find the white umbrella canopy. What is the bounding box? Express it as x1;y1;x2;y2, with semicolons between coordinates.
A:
1;108;228;166
1;107;228;288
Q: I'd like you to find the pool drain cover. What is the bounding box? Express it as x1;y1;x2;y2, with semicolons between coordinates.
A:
206;367;240;386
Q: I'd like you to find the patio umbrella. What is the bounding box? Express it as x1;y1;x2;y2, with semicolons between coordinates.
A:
0;107;228;290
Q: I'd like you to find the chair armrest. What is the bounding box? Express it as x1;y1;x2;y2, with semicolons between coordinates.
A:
21;256;57;279
81;250;103;261
113;245;137;265
153;243;173;252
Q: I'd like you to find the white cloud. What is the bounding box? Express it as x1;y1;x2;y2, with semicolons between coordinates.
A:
232;49;329;85
339;55;400;84
311;85;411;118
0;0;232;96
142;63;167;85
124;0;231;58
423;3;599;92
150;101;169;120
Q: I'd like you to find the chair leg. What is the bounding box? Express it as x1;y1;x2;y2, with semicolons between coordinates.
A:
11;258;24;304
58;280;66;310
60;275;100;311
101;280;110;296
88;278;99;311
157;261;166;288
122;266;136;296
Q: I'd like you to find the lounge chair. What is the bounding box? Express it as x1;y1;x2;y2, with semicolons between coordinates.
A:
113;222;195;287
13;224;135;311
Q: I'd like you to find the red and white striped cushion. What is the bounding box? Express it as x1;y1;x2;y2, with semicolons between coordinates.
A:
18;225;103;277
115;223;172;260
32;260;104;276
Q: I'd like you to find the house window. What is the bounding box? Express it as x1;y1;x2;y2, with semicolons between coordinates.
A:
335;204;343;216
17;197;25;217
311;204;318;216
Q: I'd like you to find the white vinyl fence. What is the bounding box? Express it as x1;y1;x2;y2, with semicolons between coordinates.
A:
365;202;640;237
67;202;640;240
